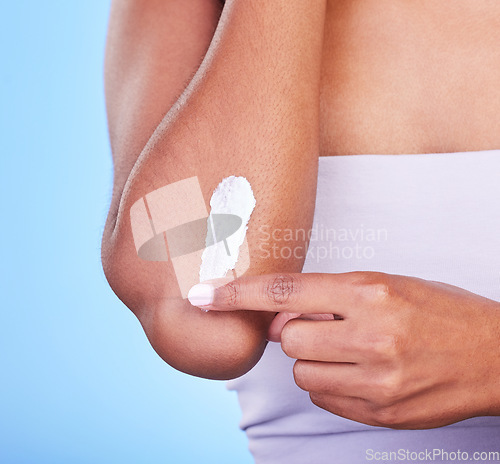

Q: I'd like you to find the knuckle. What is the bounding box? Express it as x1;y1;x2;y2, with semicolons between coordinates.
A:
309;393;350;420
309;392;324;408
371;333;401;360
264;274;297;307
373;372;405;406
223;280;241;307
355;272;393;304
371;405;402;428
372;281;391;302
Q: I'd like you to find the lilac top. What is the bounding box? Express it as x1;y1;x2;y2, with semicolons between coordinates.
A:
227;150;500;463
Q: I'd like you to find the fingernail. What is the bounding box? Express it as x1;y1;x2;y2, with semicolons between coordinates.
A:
188;283;214;307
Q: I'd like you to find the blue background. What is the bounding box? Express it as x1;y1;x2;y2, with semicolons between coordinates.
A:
0;2;252;463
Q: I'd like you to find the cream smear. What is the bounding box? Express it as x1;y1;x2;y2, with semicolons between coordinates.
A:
199;176;256;282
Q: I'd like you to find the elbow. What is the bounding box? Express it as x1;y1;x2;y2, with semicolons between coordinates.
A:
101;221;270;381
145;303;269;380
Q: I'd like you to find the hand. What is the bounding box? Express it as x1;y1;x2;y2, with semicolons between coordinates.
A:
189;271;500;429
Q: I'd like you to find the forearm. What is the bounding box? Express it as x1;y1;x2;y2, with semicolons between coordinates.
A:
103;0;327;379
107;0;326;225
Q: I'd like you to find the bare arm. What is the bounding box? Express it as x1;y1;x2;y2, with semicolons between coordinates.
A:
102;0;327;380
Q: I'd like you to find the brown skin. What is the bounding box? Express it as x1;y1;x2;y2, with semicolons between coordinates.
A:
321;0;500;155
103;0;326;380
102;0;500;423
199;272;500;429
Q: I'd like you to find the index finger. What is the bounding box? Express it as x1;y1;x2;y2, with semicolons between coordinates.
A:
187;272;365;314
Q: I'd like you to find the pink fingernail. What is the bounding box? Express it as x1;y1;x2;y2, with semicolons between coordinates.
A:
188;283;214;308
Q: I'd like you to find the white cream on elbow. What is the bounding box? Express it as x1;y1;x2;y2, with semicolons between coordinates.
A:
199;176;256;282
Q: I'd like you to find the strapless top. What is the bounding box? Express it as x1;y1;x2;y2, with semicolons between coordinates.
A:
228;150;500;464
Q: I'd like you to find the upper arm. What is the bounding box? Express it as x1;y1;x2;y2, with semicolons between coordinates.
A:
105;0;223;224
103;0;274;380
102;0;321;380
